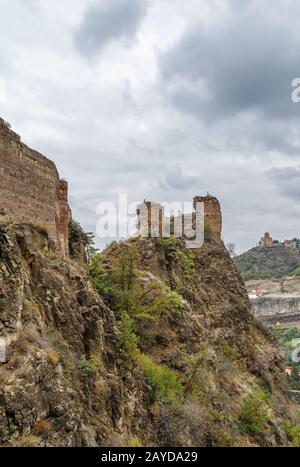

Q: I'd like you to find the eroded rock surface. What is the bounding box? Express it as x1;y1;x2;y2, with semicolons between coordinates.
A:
0;223;298;447
0;222;153;447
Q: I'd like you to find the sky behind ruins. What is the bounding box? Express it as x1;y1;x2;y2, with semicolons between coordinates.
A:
1;0;300;252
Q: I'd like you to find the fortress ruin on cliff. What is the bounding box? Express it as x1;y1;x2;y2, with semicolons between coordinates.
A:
137;196;222;242
0;117;223;256
0;118;70;256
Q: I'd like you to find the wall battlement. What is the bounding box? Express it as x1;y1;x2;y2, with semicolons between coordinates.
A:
0;118;70;256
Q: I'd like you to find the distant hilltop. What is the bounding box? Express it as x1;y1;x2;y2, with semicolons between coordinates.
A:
235;232;300;328
259;232;300;250
235;232;300;281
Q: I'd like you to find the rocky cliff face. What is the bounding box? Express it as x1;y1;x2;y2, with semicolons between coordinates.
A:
0;222;298;447
249;289;300;328
0;222;154;447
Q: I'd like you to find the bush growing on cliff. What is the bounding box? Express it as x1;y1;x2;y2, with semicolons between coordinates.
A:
136;352;183;403
69;218;96;262
283;419;300;447
125;437;143;447
134;289;183;321
180;251;195;283
89;253;111;299
90;246;183;322
240;388;270;434
79;356;102;375
45;348;61;366
117;311;139;362
158;236;182;263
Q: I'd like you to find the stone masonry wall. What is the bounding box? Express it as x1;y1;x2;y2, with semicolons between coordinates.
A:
0;118;69;256
193;196;222;241
137;201;164;238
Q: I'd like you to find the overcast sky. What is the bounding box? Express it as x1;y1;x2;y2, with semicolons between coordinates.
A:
1;0;300;252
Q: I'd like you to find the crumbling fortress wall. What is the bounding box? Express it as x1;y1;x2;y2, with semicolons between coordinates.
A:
136;201;165;237
137;195;222;242
0;118;69;256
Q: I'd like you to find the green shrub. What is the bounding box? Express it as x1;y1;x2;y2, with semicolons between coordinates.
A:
181;252;195;283
45;348;61;366
90;246;184;322
140;290;184;321
89;253;112;298
125;437;143;447
136;352;183;403
90;245;184;367
283;421;300;447
240;389;270;434
176;285;197;303
158;236;182;263
161;236;181;246
79;356;101;375
117;311;139;362
218;341;238;361
69;218;95;260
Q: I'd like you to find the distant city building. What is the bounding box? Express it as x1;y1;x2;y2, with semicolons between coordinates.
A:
258;232;300;249
284;238;300;249
248;287;264;299
259;232;274;247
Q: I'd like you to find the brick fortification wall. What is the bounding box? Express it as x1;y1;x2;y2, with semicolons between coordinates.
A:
0;118;70;256
193;196;222;241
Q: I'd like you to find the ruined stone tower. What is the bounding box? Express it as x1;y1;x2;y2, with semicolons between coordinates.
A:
193;195;222;241
0;118;70;256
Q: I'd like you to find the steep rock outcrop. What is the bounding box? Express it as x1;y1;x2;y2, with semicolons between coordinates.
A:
100;236;297;446
0;222;154;447
0;223;298;447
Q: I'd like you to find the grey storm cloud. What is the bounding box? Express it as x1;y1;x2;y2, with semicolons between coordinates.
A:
2;0;300;253
162;167;199;191
160;4;300;124
74;0;148;56
267;166;300;201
